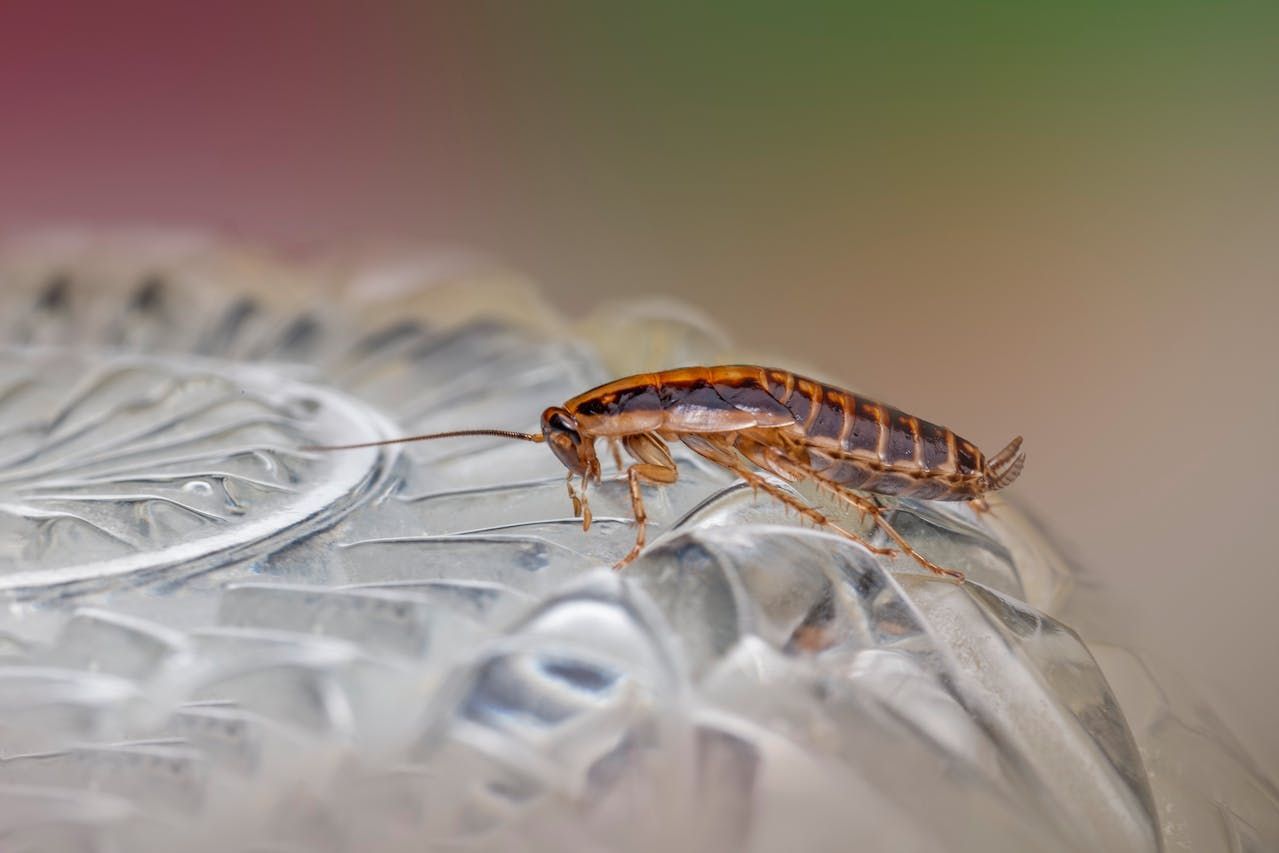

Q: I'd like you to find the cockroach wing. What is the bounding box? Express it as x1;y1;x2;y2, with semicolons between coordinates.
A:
710;379;796;427
660;380;796;432
571;368;797;435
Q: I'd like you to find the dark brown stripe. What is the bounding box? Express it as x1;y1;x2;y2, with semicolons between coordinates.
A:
918;420;952;472
794;379;821;432
712;376;793;420
659;376;732;412
807;389;845;443
955;438;981;477
885;409;920;466
575;381;661;417
852;398;884;458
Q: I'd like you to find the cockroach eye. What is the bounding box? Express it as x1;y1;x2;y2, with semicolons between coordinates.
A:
540;407;580;445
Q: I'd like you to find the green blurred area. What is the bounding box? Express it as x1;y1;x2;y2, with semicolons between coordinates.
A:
455;3;1277;172
399;2;1278;306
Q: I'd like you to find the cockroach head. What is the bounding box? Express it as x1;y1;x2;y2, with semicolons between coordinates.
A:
541;406;594;476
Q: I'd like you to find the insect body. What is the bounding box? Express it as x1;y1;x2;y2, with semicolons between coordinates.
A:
310;365;1025;582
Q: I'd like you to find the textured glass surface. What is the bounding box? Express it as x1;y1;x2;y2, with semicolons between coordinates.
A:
0;232;1274;852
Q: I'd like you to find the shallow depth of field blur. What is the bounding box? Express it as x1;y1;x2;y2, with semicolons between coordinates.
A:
2;3;1276;774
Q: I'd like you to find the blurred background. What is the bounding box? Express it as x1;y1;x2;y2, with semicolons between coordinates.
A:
1;2;1275;773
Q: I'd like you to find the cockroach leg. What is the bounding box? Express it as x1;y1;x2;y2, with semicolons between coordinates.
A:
740;467;894;558
968;497;990;514
566;470;582;517
682;434;895;558
608;437;624;471
579;474;593;531
694;433;959;580
566;470;593;530
614;462;678;569
617;470;648;569
727;439;897;557
831;488;965;583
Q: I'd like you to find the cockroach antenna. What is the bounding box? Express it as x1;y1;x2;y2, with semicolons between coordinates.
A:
303;428;544;452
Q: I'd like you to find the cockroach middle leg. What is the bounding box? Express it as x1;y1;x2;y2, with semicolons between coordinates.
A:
615;462;678;569
830;488;965;583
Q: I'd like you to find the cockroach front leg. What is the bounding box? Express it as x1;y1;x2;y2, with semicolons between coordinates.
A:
566;470;581;516
567;470;592;531
615;462;677;570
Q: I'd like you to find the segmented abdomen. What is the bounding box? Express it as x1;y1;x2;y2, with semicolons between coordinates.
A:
761;368;985;499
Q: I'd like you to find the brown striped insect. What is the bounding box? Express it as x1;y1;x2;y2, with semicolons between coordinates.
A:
308;365;1024;582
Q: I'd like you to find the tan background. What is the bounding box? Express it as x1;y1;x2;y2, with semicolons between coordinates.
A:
2;4;1275;773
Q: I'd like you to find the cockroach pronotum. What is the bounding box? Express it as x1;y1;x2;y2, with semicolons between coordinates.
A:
307;365;1025;583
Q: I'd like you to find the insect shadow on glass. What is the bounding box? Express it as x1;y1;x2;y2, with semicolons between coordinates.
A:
306;365;1025;583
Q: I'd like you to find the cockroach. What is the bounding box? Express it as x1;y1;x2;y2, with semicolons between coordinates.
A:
307;365;1024;582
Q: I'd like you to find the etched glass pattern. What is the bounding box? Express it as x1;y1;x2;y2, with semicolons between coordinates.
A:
0;233;1274;852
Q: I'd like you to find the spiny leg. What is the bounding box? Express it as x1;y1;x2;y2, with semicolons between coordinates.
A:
607;437;625;471
827;487;965;583
699;433;962;580
615;462;678;569
682;435;896;558
733;439;960;578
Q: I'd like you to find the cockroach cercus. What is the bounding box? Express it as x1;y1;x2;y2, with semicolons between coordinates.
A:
306;365;1024;582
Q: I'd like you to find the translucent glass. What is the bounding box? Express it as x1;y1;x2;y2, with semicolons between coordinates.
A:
0;231;1274;852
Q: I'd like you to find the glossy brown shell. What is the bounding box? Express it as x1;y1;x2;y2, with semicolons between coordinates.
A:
566;365;991;500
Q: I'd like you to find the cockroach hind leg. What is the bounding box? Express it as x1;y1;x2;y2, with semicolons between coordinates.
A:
827;521;897;558
832;488;966;583
924;559;966;584
872;513;965;583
